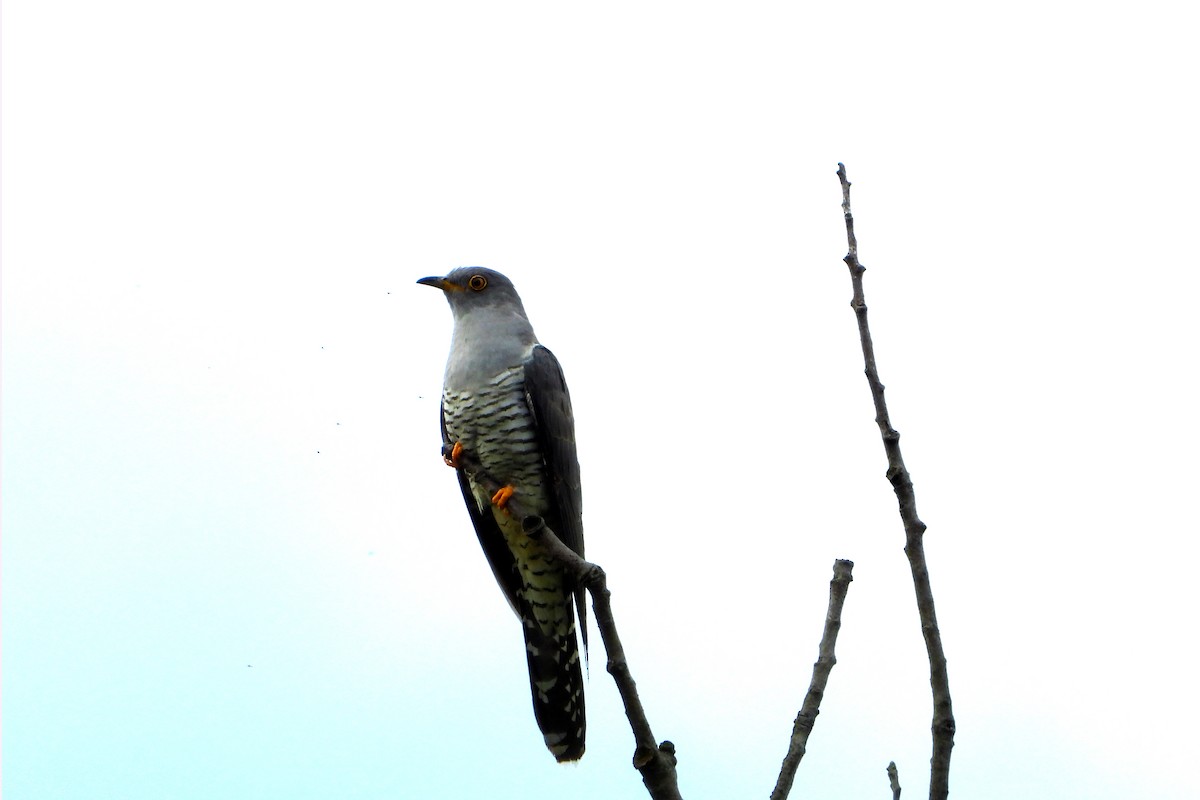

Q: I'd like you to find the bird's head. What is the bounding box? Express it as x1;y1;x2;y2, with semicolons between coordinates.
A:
417;267;528;318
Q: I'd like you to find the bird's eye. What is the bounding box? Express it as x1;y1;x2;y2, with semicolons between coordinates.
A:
468;275;488;291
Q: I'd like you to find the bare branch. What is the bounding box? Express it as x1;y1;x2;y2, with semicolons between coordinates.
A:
888;761;902;800
770;559;855;800
445;444;682;800
836;163;956;800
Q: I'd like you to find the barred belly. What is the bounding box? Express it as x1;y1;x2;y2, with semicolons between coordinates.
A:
442;367;572;637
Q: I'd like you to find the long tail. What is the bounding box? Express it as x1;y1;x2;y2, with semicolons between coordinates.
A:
521;614;586;761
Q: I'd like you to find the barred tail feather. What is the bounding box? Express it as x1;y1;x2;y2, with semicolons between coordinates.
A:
522;617;586;762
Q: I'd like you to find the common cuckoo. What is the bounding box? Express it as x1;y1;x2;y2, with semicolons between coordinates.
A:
418;267;587;762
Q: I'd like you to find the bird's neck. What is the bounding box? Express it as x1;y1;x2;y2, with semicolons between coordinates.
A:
444;307;538;391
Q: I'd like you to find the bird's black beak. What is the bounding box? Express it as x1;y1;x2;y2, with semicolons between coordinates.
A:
418;275;466;292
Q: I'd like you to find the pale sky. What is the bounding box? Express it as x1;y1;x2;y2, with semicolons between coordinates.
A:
4;2;1198;798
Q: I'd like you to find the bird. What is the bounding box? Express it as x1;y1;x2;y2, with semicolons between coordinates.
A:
417;267;587;762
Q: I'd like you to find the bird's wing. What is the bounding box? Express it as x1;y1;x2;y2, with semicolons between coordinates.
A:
441;401;523;616
522;344;587;650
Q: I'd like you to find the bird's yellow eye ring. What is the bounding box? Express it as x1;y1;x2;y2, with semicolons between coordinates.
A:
468;275;488;291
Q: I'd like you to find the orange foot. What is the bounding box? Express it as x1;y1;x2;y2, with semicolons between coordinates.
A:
443;441;463;468
491;484;515;509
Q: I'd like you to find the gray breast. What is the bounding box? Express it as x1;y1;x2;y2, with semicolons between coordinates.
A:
443;366;548;514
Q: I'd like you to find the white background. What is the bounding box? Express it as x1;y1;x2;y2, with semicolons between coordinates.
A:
4;2;1198;797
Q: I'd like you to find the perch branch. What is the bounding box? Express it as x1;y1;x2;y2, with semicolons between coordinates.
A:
444;443;682;800
770;559;855;800
836;163;955;800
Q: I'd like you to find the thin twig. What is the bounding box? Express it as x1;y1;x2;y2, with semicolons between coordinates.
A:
770;559;855;800
836;163;955;800
446;444;682;800
888;761;902;800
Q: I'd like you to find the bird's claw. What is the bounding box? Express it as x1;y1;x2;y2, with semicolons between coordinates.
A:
491;485;515;509
443;441;463;468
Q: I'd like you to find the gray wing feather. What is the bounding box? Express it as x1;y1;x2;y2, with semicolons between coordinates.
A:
523;344;587;651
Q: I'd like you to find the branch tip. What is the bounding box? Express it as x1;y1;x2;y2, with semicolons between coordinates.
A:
769;559;855;800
